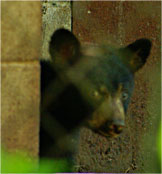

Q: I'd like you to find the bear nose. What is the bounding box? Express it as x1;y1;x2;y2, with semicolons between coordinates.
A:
98;119;125;137
108;124;124;134
108;119;125;134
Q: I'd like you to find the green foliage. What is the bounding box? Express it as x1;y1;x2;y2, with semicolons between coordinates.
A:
157;124;161;163
143;64;161;172
38;158;71;173
1;148;70;173
1;149;37;173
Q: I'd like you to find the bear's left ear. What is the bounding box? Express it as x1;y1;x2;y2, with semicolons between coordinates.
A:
120;39;152;73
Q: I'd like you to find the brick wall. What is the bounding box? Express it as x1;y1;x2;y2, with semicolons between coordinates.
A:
73;1;161;172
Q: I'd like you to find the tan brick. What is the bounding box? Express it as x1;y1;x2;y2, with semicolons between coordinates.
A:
42;1;71;60
2;1;41;61
1;62;40;157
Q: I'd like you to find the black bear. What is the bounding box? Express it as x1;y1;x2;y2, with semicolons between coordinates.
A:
40;28;152;171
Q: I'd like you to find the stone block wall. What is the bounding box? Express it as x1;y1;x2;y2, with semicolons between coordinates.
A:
1;1;41;158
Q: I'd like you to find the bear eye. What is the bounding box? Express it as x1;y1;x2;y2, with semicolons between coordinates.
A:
122;92;128;100
93;90;99;97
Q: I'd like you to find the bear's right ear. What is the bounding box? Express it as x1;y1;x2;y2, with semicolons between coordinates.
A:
49;28;81;66
119;39;152;73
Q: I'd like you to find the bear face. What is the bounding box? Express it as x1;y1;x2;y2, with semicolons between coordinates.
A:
40;28;152;160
